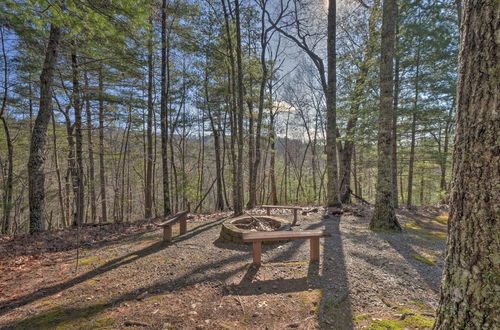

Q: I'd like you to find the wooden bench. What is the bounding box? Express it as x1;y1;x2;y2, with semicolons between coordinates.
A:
157;211;189;242
242;230;331;265
260;205;302;225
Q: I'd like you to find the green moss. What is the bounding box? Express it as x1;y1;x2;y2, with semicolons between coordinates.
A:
404;222;423;230
78;256;98;266
412;233;446;241
433;215;448;225
353;313;372;323
37;301;56;308
13;303;109;330
367;314;434;329
85;279;99;285
412;254;436;266
411;300;427;310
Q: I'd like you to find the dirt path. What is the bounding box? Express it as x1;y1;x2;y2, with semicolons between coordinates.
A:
0;206;447;329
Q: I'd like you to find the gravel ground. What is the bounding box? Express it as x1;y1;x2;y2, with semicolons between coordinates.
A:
0;206;447;329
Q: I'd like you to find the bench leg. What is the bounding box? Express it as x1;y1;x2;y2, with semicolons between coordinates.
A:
252;241;262;265
163;225;172;242
292;209;298;225
179;218;187;235
310;237;320;262
266;208;270;216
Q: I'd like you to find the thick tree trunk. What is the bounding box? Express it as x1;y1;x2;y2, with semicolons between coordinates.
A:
326;0;340;207
369;0;401;231
434;1;498;328
98;67;107;223
392;6;400;208
28;24;61;233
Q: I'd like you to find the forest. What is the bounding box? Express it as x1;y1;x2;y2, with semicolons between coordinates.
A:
0;0;497;329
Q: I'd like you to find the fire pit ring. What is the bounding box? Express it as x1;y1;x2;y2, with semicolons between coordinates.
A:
219;215;290;243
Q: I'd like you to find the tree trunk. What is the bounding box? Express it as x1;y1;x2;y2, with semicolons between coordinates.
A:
84;72;96;223
71;50;84;226
160;0;171;216
406;43;420;208
392;5;400;208
234;0;245;215
369;0;401;231
434;2;498;327
28;24;61;233
339;0;380;204
0;28;12;233
98;66;107;223
145;16;154;218
326;0;340;207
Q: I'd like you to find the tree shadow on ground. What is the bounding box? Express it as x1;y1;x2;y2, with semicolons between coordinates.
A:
0;216;228;316
375;231;443;294
3;214;354;329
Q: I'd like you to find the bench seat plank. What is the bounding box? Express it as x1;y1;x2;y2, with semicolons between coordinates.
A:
158;211;189;227
242;230;331;242
260;205;302;210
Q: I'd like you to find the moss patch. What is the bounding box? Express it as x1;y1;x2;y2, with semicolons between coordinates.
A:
412;254;436;266
353;313;372;323
77;256;98;266
404;222;423;230
367;314;434;329
13;303;112;330
413;232;446;241
433;215;448;225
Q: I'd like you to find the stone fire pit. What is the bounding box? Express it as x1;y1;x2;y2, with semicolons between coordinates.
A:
219;215;290;243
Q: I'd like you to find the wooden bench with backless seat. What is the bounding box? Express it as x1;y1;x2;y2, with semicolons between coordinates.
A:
157;211;190;242
260;205;302;225
242;230;331;265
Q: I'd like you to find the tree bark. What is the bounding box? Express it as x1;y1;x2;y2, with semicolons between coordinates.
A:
326;0;341;207
392;5;400;208
434;1;498;327
406;43;421;208
339;0;380;204
369;0;401;231
234;0;245;215
145;16;154;218
28;24;61;233
84;72;96;223
0;27;12;233
98;66;107;223
160;0;171;216
71;50;84;226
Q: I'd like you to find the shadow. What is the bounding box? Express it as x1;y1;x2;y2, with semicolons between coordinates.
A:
0;216;228;317
375;232;442;294
312;216;354;329
3;213;354;329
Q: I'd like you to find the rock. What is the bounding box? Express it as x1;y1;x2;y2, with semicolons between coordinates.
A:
399;312;415;320
136;291;150;301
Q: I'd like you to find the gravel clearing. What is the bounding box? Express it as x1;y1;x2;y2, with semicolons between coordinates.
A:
0;206;447;329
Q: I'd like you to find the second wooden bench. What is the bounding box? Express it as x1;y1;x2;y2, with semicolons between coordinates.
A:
242;230;331;265
157;211;189;242
260;205;302;225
